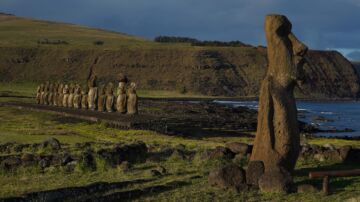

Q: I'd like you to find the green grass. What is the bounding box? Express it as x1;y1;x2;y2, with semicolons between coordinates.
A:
0;106;360;201
0;14;194;50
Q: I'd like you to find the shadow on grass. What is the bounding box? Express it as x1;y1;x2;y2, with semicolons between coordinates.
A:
1;178;191;202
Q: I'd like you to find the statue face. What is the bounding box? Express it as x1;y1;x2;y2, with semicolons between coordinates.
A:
265;15;308;85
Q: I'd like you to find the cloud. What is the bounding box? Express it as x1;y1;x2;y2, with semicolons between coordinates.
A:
0;0;359;50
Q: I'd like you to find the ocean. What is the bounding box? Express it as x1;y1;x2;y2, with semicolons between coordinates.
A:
213;100;360;137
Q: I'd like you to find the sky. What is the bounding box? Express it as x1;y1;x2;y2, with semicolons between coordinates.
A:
1;0;360;61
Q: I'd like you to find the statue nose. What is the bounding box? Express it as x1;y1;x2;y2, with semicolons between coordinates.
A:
289;33;308;56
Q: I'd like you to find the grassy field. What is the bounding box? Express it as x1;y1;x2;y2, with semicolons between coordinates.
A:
0;103;360;201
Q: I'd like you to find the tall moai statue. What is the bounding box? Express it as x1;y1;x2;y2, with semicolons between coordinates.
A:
73;84;82;109
250;15;308;193
87;74;98;111
53;83;59;106
43;82;50;105
127;82;138;115
48;83;54;106
62;84;70;107
81;86;89;109
39;84;45;105
67;84;75;108
97;85;106;112
57;83;64;107
116;74;128;113
105;82;115;112
36;84;42;104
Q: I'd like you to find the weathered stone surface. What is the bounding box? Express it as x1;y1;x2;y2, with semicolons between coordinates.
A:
225;142;250;155
1;156;21;170
105;82;115;112
208;164;247;191
246;161;265;186
62;84;70;107
73;84;82;109
205;146;235;160
258;168;293;193
97;85;106;112
116;82;127;113
41;138;61;150
127;82;138;115
87;74;98;111
250;14;308;174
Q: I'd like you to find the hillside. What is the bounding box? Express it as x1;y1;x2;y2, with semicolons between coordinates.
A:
0;14;359;98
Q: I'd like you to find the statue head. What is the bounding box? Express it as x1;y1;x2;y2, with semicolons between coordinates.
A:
118;73;128;83
265;14;308;87
87;75;97;88
128;82;137;94
63;84;69;93
106;82;114;95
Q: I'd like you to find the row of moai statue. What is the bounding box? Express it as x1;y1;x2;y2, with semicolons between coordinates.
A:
35;75;138;114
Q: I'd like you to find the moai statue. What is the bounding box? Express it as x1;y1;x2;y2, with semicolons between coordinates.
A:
43;82;50;105
36;84;42;104
57;83;64;107
116;74;128;113
127;82;138;115
67;84;75;108
62;84;70;107
81;86;89;109
48;83;54;106
73;84;82;109
39;84;45;105
105;82;115;112
87;75;98;110
97;85;106;112
53;83;59;106
250;15;308;193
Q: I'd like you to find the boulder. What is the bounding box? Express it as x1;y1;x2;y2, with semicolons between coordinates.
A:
41;138;61;150
207;146;235;160
258;168;293;193
246;161;265;187
1;156;21;170
225;142;250;155
208;164;247;191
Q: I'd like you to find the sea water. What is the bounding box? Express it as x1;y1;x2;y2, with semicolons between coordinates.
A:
213;100;360;137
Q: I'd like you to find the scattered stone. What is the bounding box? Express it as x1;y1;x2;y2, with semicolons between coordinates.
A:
313;153;325;162
150;169;162;177
258;168;293;193
61;153;74;166
1;156;21;170
41;138;61;150
81;152;96;170
225;142;250;155
323;143;336;150
339;145;352;161
208;164;247;192
232;153;246;165
156;165;167;174
207;146;235;160
297;184;318;193
21;153;35;166
246;161;265;187
119;161;131;172
39;158;51;169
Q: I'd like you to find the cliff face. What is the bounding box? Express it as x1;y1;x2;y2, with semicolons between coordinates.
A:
0;46;359;98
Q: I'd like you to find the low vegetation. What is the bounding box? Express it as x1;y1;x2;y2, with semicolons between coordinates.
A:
0;105;359;201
